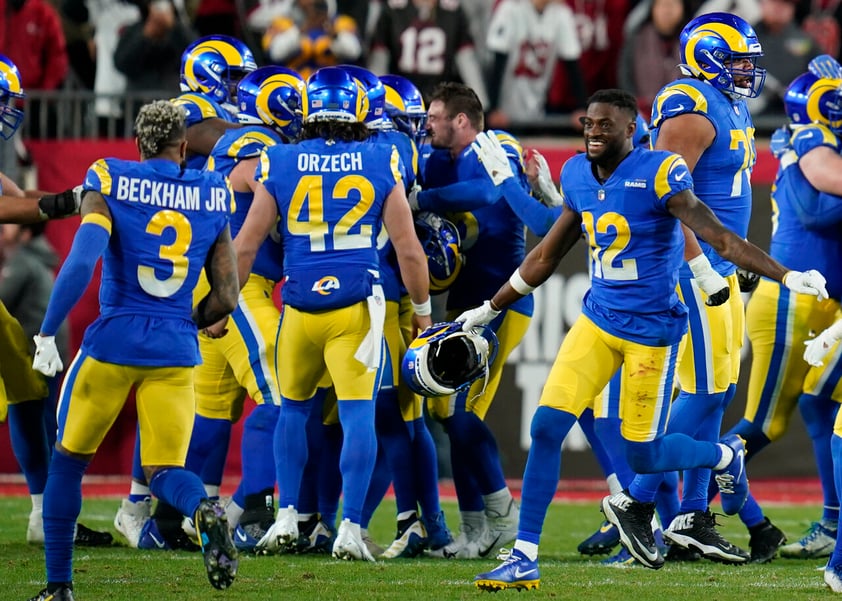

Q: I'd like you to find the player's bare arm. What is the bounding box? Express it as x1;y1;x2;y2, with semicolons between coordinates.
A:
667;189;788;282
233;180;277;288
194;224;238;329
491;206;583;311
799;145;842;194
654;113;715;172
383;183;433;333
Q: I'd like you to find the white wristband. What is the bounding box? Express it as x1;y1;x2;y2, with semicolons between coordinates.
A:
687;254;712;277
411;298;432;316
509;269;536;295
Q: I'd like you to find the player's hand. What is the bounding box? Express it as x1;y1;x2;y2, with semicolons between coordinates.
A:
531;150;563;207
455;300;500;332
804;327;841;367
769;126;792;159
407;184;421;212
687;255;730;306
412;312;433;338
736;268;760;293
809;54;842;80
471;132;514;186
784;269;829;301
32;334;63;377
201;316;229;339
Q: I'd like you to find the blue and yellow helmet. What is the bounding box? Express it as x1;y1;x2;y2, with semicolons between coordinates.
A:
337;64;387;128
380;74;427;143
180;35;257;107
237;66;305;141
679;12;766;99
0;54;24;140
402;322;498;397
414;211;464;294
304;67;368;123
784;71;842;134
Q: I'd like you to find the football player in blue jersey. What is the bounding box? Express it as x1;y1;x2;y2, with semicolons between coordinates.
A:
177;66;305;553
615;11;775;564
232;66;433;561
27;100;240;601
412;82;532;559
336;64;454;558
171;35;257;169
114;35;259;543
720;71;842;562
456;89;828;588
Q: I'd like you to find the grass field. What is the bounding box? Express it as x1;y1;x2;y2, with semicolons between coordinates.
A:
1;496;835;601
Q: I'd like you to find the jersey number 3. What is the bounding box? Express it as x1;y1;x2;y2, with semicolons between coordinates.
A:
138;209;193;298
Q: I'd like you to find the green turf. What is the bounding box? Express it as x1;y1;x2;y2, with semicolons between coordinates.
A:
0;496;834;600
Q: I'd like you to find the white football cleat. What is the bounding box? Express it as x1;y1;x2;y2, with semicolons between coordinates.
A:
114;497;152;548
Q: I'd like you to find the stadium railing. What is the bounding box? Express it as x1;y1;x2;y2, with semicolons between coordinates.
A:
18;90;788;140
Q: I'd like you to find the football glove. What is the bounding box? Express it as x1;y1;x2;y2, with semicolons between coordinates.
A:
769;125;792;159
455;300;501;332
736;268;760;293
687;255;730;306
809;54;842;80
407;184;421;212
784;269;829;301
38;188;80;220
472;131;514;186
804;320;842;367
32;335;63;377
531;151;564;207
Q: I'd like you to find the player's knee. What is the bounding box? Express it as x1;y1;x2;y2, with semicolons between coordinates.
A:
799;394;837;439
244;403;280;433
625;439;662;473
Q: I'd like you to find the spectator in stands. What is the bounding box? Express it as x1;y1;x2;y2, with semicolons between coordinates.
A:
1;0;69;138
485;0;585;130
618;0;689;121
62;0;142;137
259;0;362;80
368;0;489;107
748;0;822;118
113;0;195;119
796;0;842;60
547;0;632;120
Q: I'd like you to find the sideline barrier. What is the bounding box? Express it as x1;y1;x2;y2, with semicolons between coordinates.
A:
0;139;798;480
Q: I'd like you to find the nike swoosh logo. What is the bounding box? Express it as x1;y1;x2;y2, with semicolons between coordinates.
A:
735;449;745;479
479;534;502;557
675;172;686;181
148;532;167;549
599;524;614;534
236;529;249;542
514;566;534;578
669;104;686;112
630;534;660;561
801;132;813;139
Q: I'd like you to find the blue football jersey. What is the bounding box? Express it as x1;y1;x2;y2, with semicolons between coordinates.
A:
257;138;402;311
171;92;238;170
768;124;842;300
207;125;286;282
421;142;532;316
559;147;691;345
650;78;755;278
80;157;233;365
